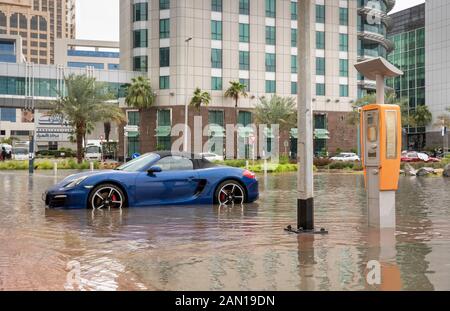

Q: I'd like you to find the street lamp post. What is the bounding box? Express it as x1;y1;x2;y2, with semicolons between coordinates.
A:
184;37;193;152
286;0;327;234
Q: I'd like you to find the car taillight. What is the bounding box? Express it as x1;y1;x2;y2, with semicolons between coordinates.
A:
243;170;256;179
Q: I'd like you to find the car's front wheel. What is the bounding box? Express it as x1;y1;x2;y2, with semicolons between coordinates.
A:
88;184;125;209
215;180;246;205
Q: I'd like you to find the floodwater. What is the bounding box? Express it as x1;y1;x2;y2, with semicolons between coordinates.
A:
0;170;449;291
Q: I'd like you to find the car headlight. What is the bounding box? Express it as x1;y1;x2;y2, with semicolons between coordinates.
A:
63;176;88;188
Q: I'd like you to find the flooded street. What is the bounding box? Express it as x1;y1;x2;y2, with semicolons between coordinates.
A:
0;170;449;291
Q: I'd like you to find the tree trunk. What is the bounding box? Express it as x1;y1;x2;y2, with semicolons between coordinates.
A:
104;122;111;142
76;130;83;164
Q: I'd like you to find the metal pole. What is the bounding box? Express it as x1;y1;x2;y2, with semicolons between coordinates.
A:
297;0;314;231
376;74;385;105
184;37;192;152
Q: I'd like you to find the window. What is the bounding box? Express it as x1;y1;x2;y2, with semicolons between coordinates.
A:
133;56;148;72
291;28;297;47
0;108;16;122
239;23;249;42
239;79;250;91
291;2;298;20
156;109;171;150
211;20;222;40
128;111;140;126
211;48;222;68
316;57;325;76
316;83;325;96
108;64;119;70
316;5;325;23
239;0;250;15
212;77;222;90
291;55;297;73
339;34;348;52
239;51;249;70
160;19;170;38
133;2;148;22
265;0;276;18
316;31;325;49
160;0;170;10
211;0;222;12
265;80;276;93
133;29;148;48
339;59;348;77
128;136;140;157
67;62;104;69
160;47;170;67
157;156;193;171
238;111;252;126
265;53;276;72
339;8;348;26
291;82;297;95
339;84;349;97
266;26;276;45
160;76;170;89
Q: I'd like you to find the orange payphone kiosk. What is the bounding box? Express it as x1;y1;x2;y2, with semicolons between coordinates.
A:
355;57;403;229
360;104;402;228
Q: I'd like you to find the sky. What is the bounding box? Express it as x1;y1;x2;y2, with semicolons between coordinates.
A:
76;0;426;41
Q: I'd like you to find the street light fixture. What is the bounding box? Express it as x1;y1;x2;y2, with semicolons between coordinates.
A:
184;37;193;152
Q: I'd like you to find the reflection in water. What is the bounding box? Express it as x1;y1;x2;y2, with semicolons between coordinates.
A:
0;170;449;290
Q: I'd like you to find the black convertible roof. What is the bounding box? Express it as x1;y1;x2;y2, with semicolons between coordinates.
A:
154;151;218;170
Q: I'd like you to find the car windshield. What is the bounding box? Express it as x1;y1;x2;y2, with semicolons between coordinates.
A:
115;153;160;172
86;146;101;153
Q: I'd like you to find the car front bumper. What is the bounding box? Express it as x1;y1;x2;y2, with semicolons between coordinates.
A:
43;188;89;209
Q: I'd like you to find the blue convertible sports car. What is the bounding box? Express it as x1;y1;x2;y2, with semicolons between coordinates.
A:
44;152;259;209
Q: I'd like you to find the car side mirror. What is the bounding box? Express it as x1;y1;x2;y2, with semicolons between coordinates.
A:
148;166;162;174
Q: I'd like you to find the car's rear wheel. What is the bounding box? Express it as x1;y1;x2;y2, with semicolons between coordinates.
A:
88;184;125;209
215;180;246;205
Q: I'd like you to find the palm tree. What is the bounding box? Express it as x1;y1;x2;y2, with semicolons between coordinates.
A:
125;76;156;109
224;81;248;108
254;95;297;130
125;76;156;152
435;107;450;128
190;88;211;112
51;74;126;163
411;104;433;128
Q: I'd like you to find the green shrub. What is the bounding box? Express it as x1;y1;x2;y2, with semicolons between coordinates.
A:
328;161;355;170
314;157;332;167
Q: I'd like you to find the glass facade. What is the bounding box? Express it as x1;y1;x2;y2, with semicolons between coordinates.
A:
208;110;224;153
67;62;104;69
159;47;170;67
67;50;119;58
388;27;426;135
211;0;222;12
0;76;128;99
160;76;170;89
265;0;276;18
160;0;170;10
265;80;276;93
0;40;16;63
265;53;276;72
127;111;140;156
316;31;325;49
316;5;325;23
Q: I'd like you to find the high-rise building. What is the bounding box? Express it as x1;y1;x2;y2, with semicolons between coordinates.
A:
120;0;363;157
425;0;450;150
0;0;76;65
387;3;425;149
357;0;395;97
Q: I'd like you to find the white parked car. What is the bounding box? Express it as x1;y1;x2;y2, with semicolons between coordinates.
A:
330;152;360;162
199;152;224;162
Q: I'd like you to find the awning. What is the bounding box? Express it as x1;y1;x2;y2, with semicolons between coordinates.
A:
314;128;330;140
208;125;225;137
264;127;275;139
238;126;255;138
290;128;298;139
127;131;139;138
155;126;171;137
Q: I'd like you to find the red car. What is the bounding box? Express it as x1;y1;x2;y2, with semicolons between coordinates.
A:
401;151;441;163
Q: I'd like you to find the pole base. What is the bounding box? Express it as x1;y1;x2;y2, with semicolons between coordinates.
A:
284;225;328;235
